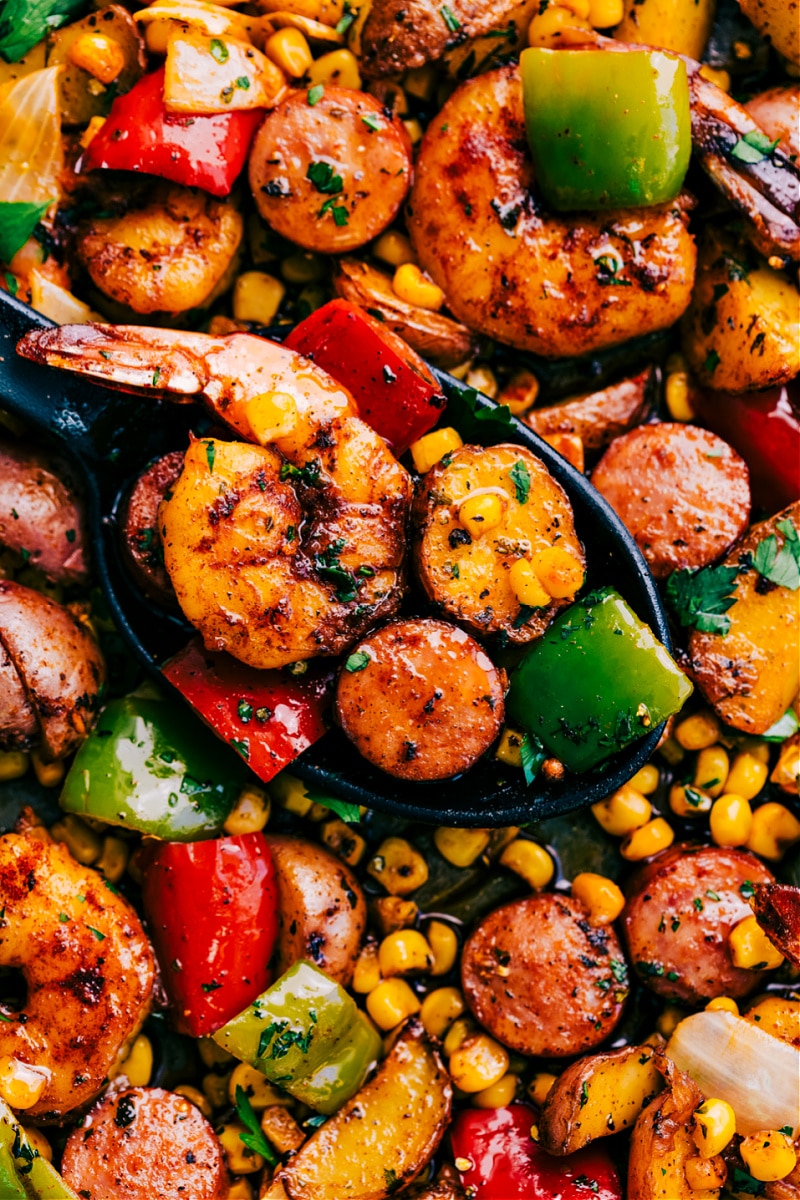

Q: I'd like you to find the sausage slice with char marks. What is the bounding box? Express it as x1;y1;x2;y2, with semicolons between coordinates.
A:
461;893;628;1058
119;450;184;606
61;1087;228;1200
591;422;751;578
621;844;775;1005
334;617;506;781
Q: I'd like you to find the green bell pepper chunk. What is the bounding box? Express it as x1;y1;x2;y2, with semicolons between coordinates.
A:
213;961;381;1114
521;47;691;211
507;587;692;772
0;1099;80;1200
60;696;247;841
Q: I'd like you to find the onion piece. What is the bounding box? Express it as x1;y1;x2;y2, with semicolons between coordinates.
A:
29;271;100;325
0;67;63;205
667;1010;800;1137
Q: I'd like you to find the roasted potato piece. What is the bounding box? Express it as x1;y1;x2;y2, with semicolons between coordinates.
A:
628;1054;719;1200
688;501;800;734
47;5;146;126
524;371;651;458
412;443;585;642
737;0;799;65
0;438;88;585
752;882;800;968
682;230;800;394
539;1039;664;1156
279;1020;452;1200
403;1167;467;1199
266;834;367;988
332;258;479;369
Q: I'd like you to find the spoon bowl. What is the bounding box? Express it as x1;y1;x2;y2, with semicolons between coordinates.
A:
0;290;669;825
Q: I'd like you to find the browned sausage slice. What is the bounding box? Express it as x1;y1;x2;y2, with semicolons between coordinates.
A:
461;893;627;1057
119;450;184;606
0;439;88;585
61;1087;228;1200
249;86;412;254
335;617;506;781
621;844;775;1005
591;423;751;578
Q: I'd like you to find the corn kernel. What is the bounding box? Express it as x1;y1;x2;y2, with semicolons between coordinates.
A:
421;986;465;1038
378;930;433;976
370;896;419;936
0;751;28;782
705;996;739;1015
559;0;591;16
620;817;674;861
352;939;382;993
198;1037;234;1071
675;712;721;751
656;1003;687;1037
729;915;784;970
508;559;551;608
20;1127;51;1163
366;978;420;1030
228;1181;254;1200
202;1071;232;1109
443;1016;476;1057
392;263;444;311
265;26;312;76
658;735;685;766
402;117;424;144
403;63;437;101
175;1084;213;1118
664;371;696;422
233;271;286;325
592;786;652;837
588;0;623;23
474;1073;518;1109
68;32;126;83
495;727;524;769
306;48;361;89
571;872;624;926
427;919;459;976
32;751;65;789
280;250;325;284
499;839;554;889
50;814;102;865
465;365;499;400
459;493;505;540
499;369;540;416
531;546;585;600
434;826;491;868
372;230;416;268
320;817;366;865
269;772;312;816
217;1122;264;1174
747;802;800;860
771;736;800;794
725;752;768;802
367;837;428;895
449;1034;509;1093
528;1072;558;1106
740;1131;797;1182
693;1098;736;1158
112;1033;151;1087
0;1057;48;1110
698;64;731;91
693;745;730;798
410;427;463;474
224;785;271;837
527;5;593;45
684;1155;728;1191
260;1105;305;1154
669;783;712;818
739;737;770;764
628;763;660;795
709;793;753;848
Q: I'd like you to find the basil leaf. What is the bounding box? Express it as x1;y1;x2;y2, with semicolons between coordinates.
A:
0;199;52;264
0;0;84;62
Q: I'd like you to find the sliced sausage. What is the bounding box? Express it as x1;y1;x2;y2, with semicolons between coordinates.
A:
591;423;751;578
334;618;506;781
621;844;775;1005
249;86;412;254
119;451;184;606
525;371;651;457
0;438;88;585
461;893;627;1057
61;1087;228;1200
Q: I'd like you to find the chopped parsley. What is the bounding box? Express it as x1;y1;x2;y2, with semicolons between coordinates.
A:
384;1168;402;1195
234;1085;278;1166
4;272;17;297
235;75;250;90
87;926;105;941
739;880;756;899
704;348;721;374
237;700;254;724
319;197;349;225
594;253;631;286
579;1081;589;1107
361;112;382;132
345;650;370;672
751;518;800;591
334;6;355;33
201;981;222;993
280;458;321;488
314;538;357;602
307;160;343;195
205;441;216;473
665;563;740;636
307;84;324;105
519;731;546;786
230;738;250;761
509;459;531;504
440;3;460;31
730;129;779;165
209;38;229;63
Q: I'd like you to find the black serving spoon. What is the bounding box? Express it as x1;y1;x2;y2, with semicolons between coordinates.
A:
0;289;670;826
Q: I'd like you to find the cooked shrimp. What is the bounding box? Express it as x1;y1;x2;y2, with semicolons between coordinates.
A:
18;324;413;671
0;832;154;1121
76;184;243;315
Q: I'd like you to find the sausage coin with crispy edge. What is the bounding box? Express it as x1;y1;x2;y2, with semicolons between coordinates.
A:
591;422;751;579
461;893;628;1058
413;444;585;642
621;844;775;1005
249;87;413;254
334;617;506;781
119;450;184;607
60;1087;228;1200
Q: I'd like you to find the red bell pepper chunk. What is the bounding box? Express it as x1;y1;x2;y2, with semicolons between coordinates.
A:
81;68;264;197
162;637;334;785
693;381;800;515
140;832;279;1037
450;1104;622;1200
284;299;447;456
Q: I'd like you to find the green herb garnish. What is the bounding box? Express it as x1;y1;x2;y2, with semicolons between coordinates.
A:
665;563;740;636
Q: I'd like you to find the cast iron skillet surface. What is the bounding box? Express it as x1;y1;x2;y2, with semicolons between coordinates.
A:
0;289;670;825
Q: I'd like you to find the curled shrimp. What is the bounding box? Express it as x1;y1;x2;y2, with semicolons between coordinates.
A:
18;325;413;671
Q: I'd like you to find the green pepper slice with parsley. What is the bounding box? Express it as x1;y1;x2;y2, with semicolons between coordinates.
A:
507;587;692;772
0;1099;80;1200
60;695;247;841
213;961;381;1114
520;47;691;211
